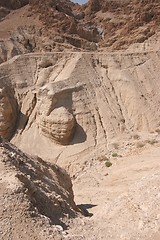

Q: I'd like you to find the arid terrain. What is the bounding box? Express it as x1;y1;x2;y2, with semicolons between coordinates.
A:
0;0;160;239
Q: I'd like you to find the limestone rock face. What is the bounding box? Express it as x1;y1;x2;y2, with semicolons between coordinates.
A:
40;107;75;145
0;87;18;140
0;50;160;174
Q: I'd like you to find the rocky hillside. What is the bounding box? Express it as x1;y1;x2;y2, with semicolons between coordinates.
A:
0;140;80;239
0;0;29;10
29;0;160;50
0;0;160;62
1;1;160;240
84;0;160;49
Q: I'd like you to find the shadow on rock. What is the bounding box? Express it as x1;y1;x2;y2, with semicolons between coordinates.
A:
70;124;87;145
77;204;97;217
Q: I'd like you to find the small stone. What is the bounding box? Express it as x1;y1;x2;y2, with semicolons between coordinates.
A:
55;225;63;232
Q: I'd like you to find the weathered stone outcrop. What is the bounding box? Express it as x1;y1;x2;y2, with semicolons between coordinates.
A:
0;141;78;239
0;87;18;140
40;107;75;145
0;50;160;174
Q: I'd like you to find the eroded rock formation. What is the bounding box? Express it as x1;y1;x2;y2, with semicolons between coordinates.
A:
0;1;160;239
0;140;79;239
0;86;18;140
0;49;159;175
0;49;160;239
40;106;75;145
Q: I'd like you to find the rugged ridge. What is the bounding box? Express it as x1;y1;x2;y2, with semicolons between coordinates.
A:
84;0;160;49
0;0;160;62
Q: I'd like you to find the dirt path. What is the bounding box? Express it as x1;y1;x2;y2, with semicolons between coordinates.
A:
72;145;160;240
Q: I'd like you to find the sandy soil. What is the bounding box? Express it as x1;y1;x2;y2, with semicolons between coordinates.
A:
72;144;160;239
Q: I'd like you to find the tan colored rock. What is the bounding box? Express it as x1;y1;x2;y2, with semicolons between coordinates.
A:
40;107;75;145
0;3;160;238
0;51;159;168
0;87;18;140
0;141;79;240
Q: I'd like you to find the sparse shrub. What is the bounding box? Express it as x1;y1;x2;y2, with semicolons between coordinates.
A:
112;152;118;157
105;161;112;168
